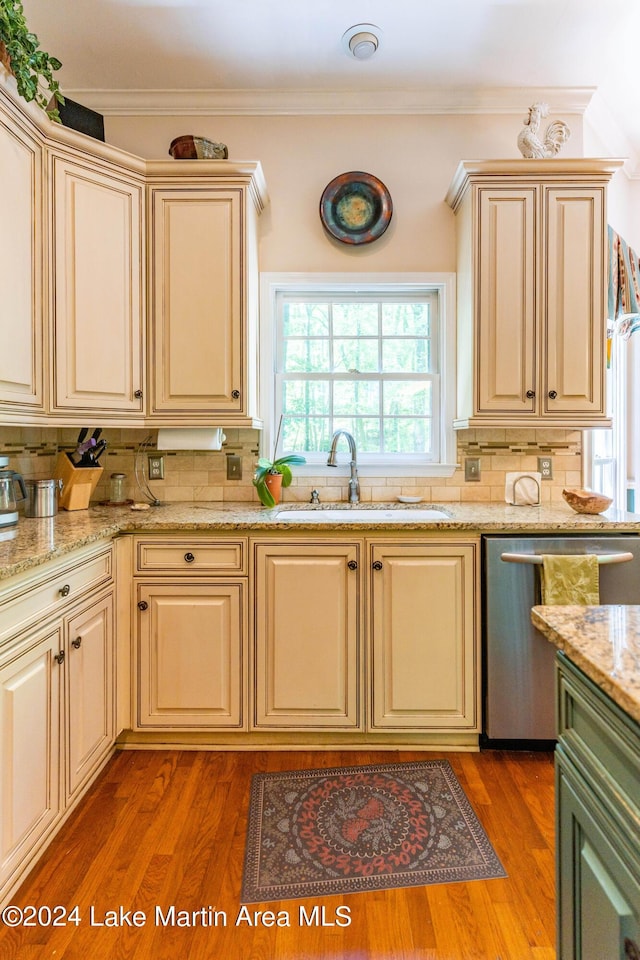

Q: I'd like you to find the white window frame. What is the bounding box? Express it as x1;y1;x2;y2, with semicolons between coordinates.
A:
259;273;457;478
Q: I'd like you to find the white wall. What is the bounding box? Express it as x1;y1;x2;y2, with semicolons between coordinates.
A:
107;111;585;274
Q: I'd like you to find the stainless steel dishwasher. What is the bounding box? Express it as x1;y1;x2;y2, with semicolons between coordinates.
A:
482;534;640;747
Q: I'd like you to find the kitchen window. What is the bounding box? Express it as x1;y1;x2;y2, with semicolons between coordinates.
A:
260;274;457;477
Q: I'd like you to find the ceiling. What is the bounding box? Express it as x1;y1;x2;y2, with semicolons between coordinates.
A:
21;0;640;161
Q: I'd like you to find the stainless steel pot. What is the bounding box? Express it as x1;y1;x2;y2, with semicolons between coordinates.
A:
24;479;63;518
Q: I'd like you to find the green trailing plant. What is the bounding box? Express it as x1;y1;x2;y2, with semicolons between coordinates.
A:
0;0;63;121
253;418;306;507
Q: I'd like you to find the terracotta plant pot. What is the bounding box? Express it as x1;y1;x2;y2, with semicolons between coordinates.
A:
264;472;283;505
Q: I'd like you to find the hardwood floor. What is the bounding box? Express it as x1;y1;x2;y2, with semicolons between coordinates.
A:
1;749;556;960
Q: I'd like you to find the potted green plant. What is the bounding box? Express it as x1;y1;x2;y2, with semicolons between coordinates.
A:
0;0;63;120
253;418;305;507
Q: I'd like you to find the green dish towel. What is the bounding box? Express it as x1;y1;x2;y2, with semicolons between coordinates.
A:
540;554;600;605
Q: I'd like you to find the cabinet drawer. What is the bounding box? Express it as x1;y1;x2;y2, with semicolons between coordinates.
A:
134;538;247;575
557;653;640;823
0;546;113;649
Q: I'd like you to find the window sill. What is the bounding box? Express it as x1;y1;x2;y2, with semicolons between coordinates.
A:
294;463;459;479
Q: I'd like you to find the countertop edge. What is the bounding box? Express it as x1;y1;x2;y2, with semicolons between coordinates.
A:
531;605;640;725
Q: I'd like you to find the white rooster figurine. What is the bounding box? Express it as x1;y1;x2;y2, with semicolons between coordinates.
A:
517;102;571;158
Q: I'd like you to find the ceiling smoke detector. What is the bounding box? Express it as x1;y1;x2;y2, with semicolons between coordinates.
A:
342;23;381;61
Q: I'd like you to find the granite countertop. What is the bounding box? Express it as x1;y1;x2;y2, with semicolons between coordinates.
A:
1;499;639;582
532;605;640;724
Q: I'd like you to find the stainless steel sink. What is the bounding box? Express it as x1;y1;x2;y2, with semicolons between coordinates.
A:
276;507;451;522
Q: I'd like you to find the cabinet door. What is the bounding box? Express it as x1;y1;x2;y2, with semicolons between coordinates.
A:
253;543;361;729
543;187;606;416
476;188;537;414
137;582;245;729
0;105;44;412
0;628;61;896
50;154;144;415
370;542;478;730
65;592;115;802
557;752;640;960
148;188;243;417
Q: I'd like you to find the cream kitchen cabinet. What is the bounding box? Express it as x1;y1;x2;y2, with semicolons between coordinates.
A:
65;591;115;803
446;159;623;428
49;151;145;419
251;536;479;736
0;84;44;418
0;624;61;903
252;541;361;730
146;163;267;426
133;536;248;730
0;542;115;904
369;541;479;731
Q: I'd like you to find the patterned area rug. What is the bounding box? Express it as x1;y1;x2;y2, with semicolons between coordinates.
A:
241;760;506;902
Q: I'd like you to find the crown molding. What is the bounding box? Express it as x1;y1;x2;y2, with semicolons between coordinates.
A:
61;85;596;118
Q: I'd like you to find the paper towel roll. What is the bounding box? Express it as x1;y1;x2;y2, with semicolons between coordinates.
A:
505;471;541;505
156;428;225;451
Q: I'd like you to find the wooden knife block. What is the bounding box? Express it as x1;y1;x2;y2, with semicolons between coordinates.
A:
54;453;103;511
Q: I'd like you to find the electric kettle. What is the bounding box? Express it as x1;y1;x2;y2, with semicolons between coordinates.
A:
0;455;27;528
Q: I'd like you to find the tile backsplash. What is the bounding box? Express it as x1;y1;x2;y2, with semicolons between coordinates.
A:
0;426;583;507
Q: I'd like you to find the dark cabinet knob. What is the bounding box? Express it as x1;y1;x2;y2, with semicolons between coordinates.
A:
347;560;358;570
231;389;240;400
184;552;195;563
525;389;535;399
134;389;143;399
548;390;558;400
372;560;383;571
59;584;71;598
137;600;148;611
71;637;82;649
54;650;65;665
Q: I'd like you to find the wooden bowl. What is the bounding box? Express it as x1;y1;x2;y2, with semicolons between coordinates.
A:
562;488;613;515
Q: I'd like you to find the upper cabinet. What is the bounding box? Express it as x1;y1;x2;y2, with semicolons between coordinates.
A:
446;160;624;429
0;92;44;417
49;151;145;418
146;163;267;426
0;67;268;427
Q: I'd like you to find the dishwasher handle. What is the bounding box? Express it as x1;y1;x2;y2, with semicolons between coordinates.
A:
500;551;634;566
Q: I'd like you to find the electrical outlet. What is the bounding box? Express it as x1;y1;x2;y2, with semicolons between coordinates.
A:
464;457;481;482
226;454;242;480
148;455;164;480
538;456;553;480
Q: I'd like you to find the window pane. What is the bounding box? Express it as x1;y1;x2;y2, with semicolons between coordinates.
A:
283;380;330;416
382;303;430;336
283;417;331;451
334;380;379;416
283;339;330;372
384;418;432;454
383;381;431;416
333;338;379;372
334;417;381;452
382;339;430;372
333;303;378;336
283;302;329;337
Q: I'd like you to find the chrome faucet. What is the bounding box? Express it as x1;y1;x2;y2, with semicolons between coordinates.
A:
327;430;360;503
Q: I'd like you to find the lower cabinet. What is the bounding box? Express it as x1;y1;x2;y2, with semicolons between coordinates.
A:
65;592;115;803
252;542;361;729
0;544;116;904
135;582;246;729
370;542;478;730
0;626;62;897
556;654;640;960
252;537;479;734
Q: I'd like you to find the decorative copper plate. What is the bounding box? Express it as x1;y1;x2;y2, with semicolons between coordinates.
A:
319;171;392;244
